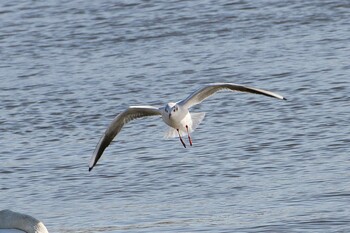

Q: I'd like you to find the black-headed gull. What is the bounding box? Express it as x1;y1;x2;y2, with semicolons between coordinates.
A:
89;83;286;171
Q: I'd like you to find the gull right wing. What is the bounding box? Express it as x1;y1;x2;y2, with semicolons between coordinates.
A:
89;106;161;171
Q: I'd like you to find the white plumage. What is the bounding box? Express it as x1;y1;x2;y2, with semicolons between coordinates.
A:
0;210;48;233
89;83;286;171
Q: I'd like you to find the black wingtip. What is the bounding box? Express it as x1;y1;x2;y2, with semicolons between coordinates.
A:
89;167;93;172
283;97;287;101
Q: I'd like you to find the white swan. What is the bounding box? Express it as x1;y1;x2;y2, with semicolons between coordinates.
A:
0;210;48;233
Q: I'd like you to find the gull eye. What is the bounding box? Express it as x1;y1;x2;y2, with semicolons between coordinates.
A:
173;109;176;112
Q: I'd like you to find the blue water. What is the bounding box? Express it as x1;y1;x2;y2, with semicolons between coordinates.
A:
1;0;350;232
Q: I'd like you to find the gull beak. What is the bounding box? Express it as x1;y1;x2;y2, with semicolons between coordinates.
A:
169;113;171;119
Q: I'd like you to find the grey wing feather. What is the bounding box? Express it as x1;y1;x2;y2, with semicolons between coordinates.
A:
178;83;286;108
89;106;161;171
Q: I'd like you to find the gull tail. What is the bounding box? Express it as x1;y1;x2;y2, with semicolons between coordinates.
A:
164;127;180;139
190;112;206;133
164;112;206;139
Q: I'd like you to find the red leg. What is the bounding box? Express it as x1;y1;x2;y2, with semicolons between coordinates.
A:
177;129;186;148
186;125;192;146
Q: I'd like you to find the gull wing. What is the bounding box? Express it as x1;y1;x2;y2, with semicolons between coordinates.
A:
89;106;161;171
178;83;286;109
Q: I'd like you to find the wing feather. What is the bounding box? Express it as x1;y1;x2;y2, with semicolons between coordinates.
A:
89;106;161;171
178;83;286;108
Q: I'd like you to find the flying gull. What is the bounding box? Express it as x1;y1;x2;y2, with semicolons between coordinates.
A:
89;83;286;171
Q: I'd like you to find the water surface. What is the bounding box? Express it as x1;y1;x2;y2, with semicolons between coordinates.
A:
1;0;350;232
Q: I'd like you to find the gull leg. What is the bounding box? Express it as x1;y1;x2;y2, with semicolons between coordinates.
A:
177;129;186;148
186;125;192;146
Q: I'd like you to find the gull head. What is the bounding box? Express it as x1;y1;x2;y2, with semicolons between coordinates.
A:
164;102;177;119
